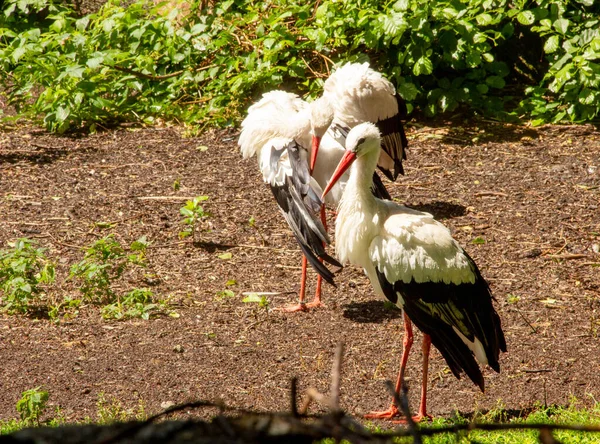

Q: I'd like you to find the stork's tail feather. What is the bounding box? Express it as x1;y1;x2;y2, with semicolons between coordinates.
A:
411;315;486;392
297;241;338;286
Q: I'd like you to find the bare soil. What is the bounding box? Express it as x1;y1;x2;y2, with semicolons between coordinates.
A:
0;118;599;425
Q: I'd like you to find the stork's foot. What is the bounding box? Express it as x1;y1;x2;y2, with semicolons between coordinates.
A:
364;405;401;420
365;405;432;423
277;299;324;313
391;412;433;424
277;303;309;313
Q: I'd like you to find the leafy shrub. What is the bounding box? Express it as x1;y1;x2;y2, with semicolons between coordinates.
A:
0;0;598;130
101;287;167;320
16;387;49;426
69;234;148;303
0;238;55;313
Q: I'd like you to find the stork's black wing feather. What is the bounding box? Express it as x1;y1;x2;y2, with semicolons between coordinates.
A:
375;93;409;181
269;140;342;285
371;172;391;200
327;122;351;148
375;256;506;391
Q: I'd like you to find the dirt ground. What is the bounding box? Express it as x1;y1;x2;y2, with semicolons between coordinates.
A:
0;117;599;425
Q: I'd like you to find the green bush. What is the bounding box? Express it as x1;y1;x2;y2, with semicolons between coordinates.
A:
69;234;147;303
1;0;598;131
15;387;49;426
0;238;55;313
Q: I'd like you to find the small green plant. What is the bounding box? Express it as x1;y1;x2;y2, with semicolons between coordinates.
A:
69;235;147;303
472;236;487;245
48;296;82;323
242;293;270;310
0;238;55;313
506;293;521;304
179;196;210;240
15;387;49;426
101;288;167;320
215;289;235;301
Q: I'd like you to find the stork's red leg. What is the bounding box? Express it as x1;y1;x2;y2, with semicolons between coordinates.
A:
365;312;414;420
411;333;433;422
303;204;328;309
279;255;309;312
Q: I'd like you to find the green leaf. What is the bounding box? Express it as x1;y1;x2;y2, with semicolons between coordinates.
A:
218;252;232;260
216;289;235;299
242;293;263;303
472;236;486;245
397;81;418;101
413;56;433;76
579;88;595;105
476;13;492;26
544;35;560;54
476;84;489;94
516;11;535;25
55;106;70;123
485;76;505;89
130;236;149;251
553;18;570;34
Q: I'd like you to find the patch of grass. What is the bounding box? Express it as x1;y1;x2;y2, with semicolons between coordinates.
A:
96;393;146;424
69;234;150;303
101;288;171;320
356;401;600;443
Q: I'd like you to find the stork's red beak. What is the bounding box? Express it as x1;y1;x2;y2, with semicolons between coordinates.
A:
309;135;321;174
321;150;356;199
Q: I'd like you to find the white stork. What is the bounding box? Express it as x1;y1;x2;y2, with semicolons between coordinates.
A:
238;63;409;311
322;122;506;421
238;91;341;311
313;62;409;206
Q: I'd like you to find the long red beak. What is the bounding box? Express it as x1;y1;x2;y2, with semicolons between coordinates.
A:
309;135;321;174
321;150;356;199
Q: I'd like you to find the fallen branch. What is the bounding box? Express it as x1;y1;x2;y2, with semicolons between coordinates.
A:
544;253;589;260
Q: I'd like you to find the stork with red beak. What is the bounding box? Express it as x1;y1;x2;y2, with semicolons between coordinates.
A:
238;91;341;311
322;122;506;421
312;62;409;207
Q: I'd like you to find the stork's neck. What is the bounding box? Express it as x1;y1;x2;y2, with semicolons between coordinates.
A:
335;148;381;267
340;149;380;209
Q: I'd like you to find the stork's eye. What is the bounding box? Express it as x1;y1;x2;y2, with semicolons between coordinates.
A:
355;137;366;150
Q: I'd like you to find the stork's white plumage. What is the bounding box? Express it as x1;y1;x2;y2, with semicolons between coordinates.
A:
238;91;340;311
313;62;408;204
238;64;408;311
322;122;506;421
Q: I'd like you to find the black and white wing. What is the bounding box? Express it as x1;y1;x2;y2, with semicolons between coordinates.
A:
261;138;342;285
375;93;408;181
370;208;506;390
323;62;409;181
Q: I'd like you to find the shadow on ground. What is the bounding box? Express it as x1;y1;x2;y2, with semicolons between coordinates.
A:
343;300;402;323
407;201;467;220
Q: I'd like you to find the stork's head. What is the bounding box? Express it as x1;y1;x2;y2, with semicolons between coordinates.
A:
345;122;381;157
308;96;334;173
322;122;381;199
